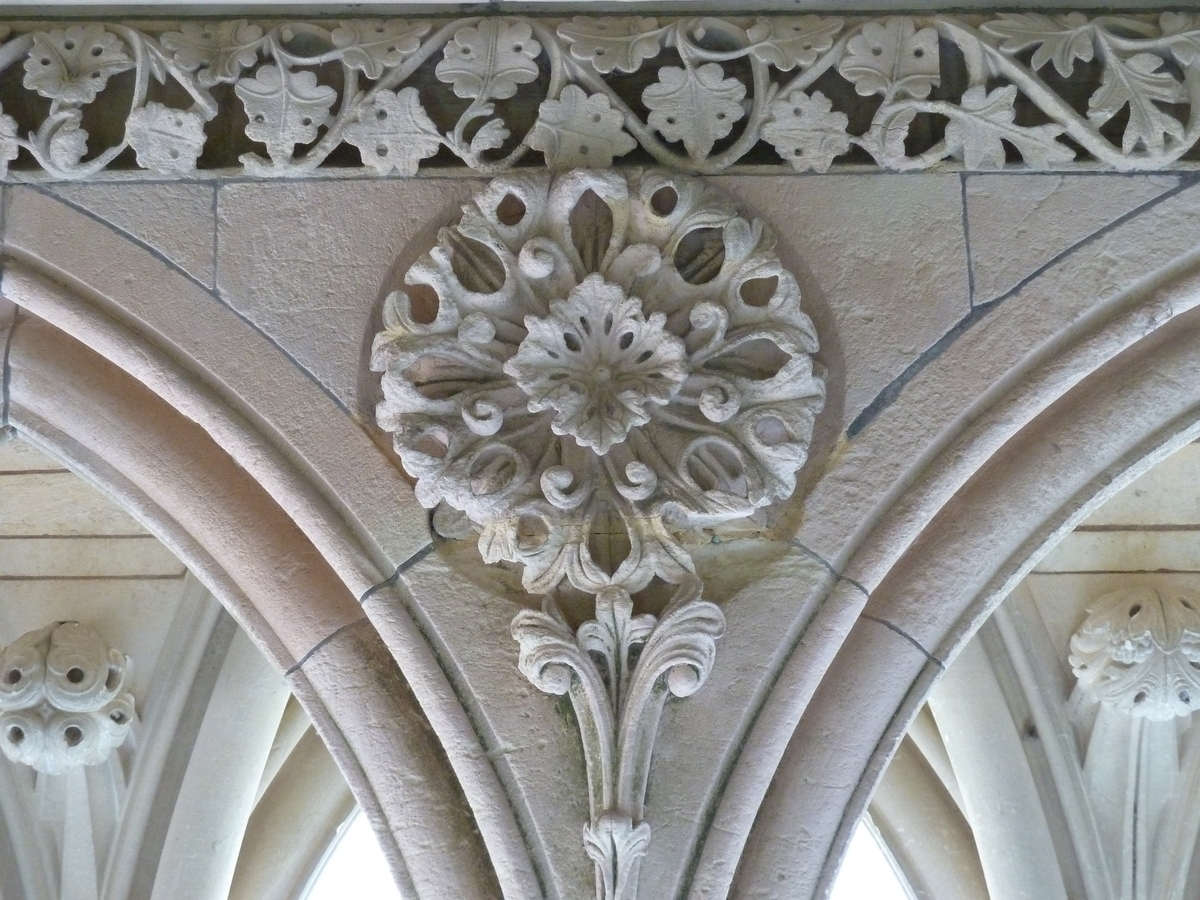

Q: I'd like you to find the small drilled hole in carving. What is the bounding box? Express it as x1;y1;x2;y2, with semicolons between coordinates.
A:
619;332;634;350
64;726;83;747
110;711;127;725
579;145;589;156
105;666;120;691
1182;690;1192;704
254;114;265;124
388;45;398;53
1130;604;1142;617
91;46;104;57
7;726;23;745
40;58;51;66
64;40;75;50
516;515;549;551
5;670;19;685
872;46;883;56
496;193;526;226
377;109;388;121
302;117;313;127
564;332;582;352
637;350;653;363
513;43;523;52
592;113;602;123
675;228;726;285
650;187;678;217
740;276;778;308
169;149;179;159
755;416;789;446
596;47;607;55
406;283;440;325
67;667;85;685
913;48;924;58
1135;690;1148;704
377;146;388;157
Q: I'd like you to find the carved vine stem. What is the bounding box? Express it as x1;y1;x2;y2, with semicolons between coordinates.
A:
513;579;725;900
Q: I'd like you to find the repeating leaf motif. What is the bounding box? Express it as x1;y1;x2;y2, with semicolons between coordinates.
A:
944;85;1074;169
747;16;843;71
643;63;745;160
331;19;431;79
1088;52;1185;153
345;88;442;174
235;64;337;161
435;20;541;101
838;18;940;100
558;17;662;74
160;20;264;87
529;84;636;168
23;26;133;105
125;102;207;174
761;89;849;172
981;13;1095;77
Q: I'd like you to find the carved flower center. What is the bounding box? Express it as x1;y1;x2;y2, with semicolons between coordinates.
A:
504;274;688;455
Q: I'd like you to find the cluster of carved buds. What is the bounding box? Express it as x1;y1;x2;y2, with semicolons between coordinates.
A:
0;623;135;775
2;13;1200;179
1069;586;1200;721
372;168;824;595
513;580;724;900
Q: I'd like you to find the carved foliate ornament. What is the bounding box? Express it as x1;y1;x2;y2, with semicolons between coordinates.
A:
373;169;824;595
0;623;135;774
1069;586;1200;720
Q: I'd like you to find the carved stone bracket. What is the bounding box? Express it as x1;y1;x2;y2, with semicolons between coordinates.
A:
373;168;819;899
0;622;135;775
1069;585;1200;720
2;13;1200;180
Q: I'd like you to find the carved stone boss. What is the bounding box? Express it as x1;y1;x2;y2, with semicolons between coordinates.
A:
2;13;1200;182
1070;585;1200;721
0;622;135;775
373;169;824;899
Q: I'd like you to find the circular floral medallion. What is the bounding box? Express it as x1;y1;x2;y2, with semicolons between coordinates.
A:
372;169;824;594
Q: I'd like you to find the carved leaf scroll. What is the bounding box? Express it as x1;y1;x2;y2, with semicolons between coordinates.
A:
236;63;337;162
747;16;844;71
981;13;1096;77
331;19;431;78
643;64;746;160
558;17;663;75
762;89;850;172
436;19;542;101
24;26;133;105
160;20;265;87
344;88;442;175
945;86;1073;169
1088;52;1185;154
529;85;636;168
125;102;207;174
839;18;940;100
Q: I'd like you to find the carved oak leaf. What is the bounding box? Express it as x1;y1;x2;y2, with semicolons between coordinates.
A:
839;18;939;100
23;26;134;106
1160;12;1200;66
125;102;207;174
345;88;441;175
470;118;510;154
436;20;541;101
331;19;432;79
643;63;746;160
747;16;843;71
0;109;19;179
529;85;636;168
160;20;265;88
1088;52;1185;154
558;16;662;74
945;86;1073;169
762;89;850;172
236;64;337;162
980;13;1095;77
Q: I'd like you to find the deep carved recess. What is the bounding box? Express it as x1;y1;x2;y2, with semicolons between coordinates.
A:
3;13;1200;180
1070;585;1200;720
0;622;135;774
372;168;824;595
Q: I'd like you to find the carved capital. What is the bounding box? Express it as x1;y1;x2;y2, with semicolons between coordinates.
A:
373;168;824;595
0;622;135;774
1070;586;1200;720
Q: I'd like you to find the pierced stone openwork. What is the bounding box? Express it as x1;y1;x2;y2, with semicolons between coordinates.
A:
372;168;825;596
1070;585;1200;720
0;622;135;774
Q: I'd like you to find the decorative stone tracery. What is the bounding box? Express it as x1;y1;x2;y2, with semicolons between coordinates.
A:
373;167;822;900
0;622;135;775
3;13;1200;180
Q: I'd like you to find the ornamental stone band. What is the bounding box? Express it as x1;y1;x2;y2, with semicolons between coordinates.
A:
1;14;1200;181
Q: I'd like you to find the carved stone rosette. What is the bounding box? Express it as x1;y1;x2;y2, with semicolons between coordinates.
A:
373;168;822;899
0;622;135;775
1069;585;1200;720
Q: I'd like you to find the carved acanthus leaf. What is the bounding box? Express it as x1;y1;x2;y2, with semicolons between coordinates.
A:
1070;586;1200;720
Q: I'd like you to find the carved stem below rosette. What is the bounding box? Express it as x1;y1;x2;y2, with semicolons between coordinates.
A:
512;579;724;900
0;622;135;775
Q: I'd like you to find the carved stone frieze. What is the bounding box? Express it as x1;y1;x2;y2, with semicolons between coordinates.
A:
372;168;824;595
0;622;135;774
1;13;1200;180
1069;585;1200;720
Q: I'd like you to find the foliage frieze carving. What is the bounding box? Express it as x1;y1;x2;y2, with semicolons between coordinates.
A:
2;13;1200;180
